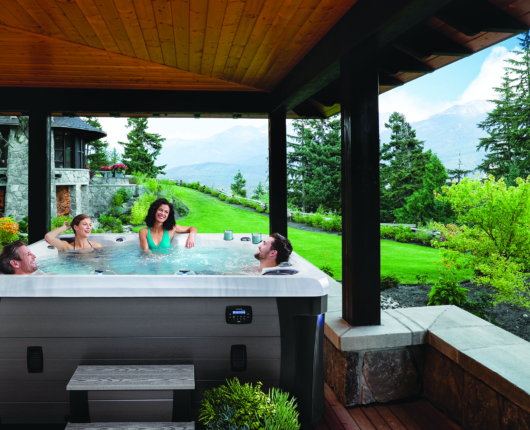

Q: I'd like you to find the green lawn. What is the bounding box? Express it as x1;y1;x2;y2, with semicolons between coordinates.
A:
136;186;471;283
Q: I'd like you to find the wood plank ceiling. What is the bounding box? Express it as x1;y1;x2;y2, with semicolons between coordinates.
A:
0;0;358;92
0;0;529;118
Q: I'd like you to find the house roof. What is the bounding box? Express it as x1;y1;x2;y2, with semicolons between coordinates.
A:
52;117;107;143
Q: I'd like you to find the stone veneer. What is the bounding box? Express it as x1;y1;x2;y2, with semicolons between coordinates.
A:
324;277;530;429
87;183;146;219
4;128;28;220
53;168;90;217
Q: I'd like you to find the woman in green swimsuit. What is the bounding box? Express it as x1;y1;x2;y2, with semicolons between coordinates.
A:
139;198;197;252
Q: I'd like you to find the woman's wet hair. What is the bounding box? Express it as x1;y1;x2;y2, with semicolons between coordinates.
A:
71;214;91;235
145;198;176;230
270;233;293;265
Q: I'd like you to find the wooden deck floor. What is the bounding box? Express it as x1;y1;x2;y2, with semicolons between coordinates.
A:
315;383;462;430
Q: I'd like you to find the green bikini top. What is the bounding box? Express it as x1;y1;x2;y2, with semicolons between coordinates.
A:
147;228;171;250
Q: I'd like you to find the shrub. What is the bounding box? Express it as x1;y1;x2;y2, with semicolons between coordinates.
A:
255;204;265;213
241;199;250;207
428;252;469;306
211;190;220;197
219;194;227;201
116;187;133;203
380;225;395;239
50;216;72;233
226;196;237;204
145;178;160;193
311;213;324;228
119;214;131;225
204;186;211;194
321;218;334;231
130;171;147;185
414;229;433;245
381;274;400;290
105;205;124;218
394;225;415;243
265;207;269;214
18;216;29;234
0;217;19;245
305;215;315;225
130;193;158;224
461;289;499;325
98;215;124;233
320;252;335;278
199;378;299;430
332;216;342;232
292;211;304;223
112;193;124;207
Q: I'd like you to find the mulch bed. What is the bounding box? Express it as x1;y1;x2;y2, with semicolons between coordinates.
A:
384;282;530;342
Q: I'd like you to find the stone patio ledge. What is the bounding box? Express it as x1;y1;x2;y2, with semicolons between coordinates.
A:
324;276;530;421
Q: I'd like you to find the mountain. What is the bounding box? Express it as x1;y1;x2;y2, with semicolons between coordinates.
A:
380;100;492;171
162;155;268;194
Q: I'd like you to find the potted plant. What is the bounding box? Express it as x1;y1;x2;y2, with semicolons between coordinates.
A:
113;164;127;178
100;166;112;178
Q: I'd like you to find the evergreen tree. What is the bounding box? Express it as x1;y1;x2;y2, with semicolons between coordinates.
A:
447;153;473;183
83;117;109;170
107;147;122;165
231;170;247;197
287;118;341;213
395;151;453;223
119;118;166;176
380;112;429;219
477;31;530;178
251;182;265;200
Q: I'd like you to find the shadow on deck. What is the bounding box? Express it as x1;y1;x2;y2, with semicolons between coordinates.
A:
315;382;462;430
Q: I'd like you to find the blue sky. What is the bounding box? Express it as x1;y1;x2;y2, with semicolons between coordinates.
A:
100;35;521;149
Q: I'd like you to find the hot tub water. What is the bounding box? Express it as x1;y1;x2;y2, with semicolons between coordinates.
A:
36;244;260;275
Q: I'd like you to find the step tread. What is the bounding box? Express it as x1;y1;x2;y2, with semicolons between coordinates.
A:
67;365;195;391
66;423;195;429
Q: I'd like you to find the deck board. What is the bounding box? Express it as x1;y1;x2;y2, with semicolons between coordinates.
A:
316;383;462;430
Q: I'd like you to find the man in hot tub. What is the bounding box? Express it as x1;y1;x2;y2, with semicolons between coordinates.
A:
254;233;293;272
0;240;39;275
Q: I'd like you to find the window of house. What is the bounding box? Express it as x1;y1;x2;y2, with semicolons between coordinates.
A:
55;130;86;169
0;127;8;169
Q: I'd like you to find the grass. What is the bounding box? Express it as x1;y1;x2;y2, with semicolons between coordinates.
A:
133;186;471;283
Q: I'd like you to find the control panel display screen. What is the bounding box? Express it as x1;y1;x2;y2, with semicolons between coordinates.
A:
226;306;252;324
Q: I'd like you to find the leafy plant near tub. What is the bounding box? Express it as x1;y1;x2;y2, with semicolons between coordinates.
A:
0;217;19;245
130;193;158;224
98;215;124;233
199;378;299;430
428;252;469;306
50;216;72;233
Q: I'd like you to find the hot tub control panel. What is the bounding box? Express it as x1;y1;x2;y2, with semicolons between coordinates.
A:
226;306;252;324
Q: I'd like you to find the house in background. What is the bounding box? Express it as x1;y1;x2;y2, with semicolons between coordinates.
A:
0;116;108;220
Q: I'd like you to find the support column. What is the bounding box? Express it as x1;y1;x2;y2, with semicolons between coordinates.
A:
268;110;288;237
28;112;52;244
340;58;381;326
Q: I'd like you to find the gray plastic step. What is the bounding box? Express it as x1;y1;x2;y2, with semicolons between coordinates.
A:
66;423;195;429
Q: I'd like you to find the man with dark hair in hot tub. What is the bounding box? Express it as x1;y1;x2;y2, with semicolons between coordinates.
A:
0;240;39;275
254;233;293;272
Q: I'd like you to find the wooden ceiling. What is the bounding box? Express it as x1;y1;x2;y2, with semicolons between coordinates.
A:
0;0;357;92
0;0;529;118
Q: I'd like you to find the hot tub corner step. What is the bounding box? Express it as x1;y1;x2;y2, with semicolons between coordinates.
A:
67;365;195;391
66;422;195;430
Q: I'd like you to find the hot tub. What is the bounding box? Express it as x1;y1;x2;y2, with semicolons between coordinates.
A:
0;233;329;426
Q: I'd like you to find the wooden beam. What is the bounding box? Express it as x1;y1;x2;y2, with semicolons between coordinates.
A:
291;100;326;119
394;24;472;59
378;46;434;75
0;88;271;115
341;59;380;327
435;0;529;37
28;111;52;245
268;110;288;238
378;70;404;87
271;0;453;112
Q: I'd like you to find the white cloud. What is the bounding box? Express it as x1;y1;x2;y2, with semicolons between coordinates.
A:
457;46;515;105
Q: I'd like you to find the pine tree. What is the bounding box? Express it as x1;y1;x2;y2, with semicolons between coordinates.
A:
251;182;265;200
477;31;530;179
83;117;109;170
107;147;122;165
447;153;474;183
119;118;166;176
287;118;341;213
380;112;429;219
231;170;247;197
395;151;453;223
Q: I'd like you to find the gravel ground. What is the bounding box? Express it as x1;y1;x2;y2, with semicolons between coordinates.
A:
384;282;530;342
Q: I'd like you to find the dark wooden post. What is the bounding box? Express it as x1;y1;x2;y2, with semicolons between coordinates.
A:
268;110;288;237
28;111;52;244
340;58;381;326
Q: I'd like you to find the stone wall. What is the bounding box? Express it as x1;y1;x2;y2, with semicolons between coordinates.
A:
4;128;28;221
87;184;140;219
53;169;90;217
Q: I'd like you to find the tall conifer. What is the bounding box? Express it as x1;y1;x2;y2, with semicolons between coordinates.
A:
83;117;109;170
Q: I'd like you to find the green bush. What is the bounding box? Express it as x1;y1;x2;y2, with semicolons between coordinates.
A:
380;225;395;239
199;378;299;430
255;204;265;213
265;207;269;214
381;274;400;290
321;218;334;231
116;187;133;203
461;290;499;325
304;215;315;225
130;171;147;185
226;196;237;204
219;194;227;201
311;213;324;228
394;225;415;243
130;193;158;225
112;193;124;206
292;211;304;223
211;190;220;197
145;178;160;193
98;215;124;233
332;216;342;232
119;214;131;225
414;229;433;245
105;205;124;218
50;216;72;233
18;216;29;234
428;254;469;306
